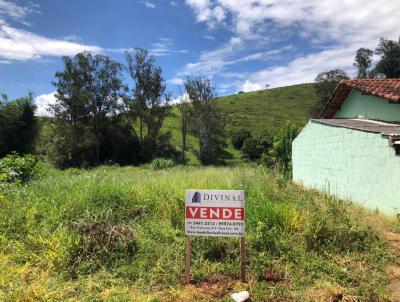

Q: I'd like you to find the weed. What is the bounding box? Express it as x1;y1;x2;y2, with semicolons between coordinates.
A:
151;158;175;170
0;165;390;301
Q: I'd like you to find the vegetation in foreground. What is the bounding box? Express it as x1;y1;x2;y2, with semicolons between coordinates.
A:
0;164;391;301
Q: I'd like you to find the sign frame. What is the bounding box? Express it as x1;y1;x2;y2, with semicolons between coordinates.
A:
184;189;246;283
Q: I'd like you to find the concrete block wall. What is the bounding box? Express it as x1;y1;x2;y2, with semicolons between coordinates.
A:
292;121;399;214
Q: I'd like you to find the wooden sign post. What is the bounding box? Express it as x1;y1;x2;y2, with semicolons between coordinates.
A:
184;190;246;283
240;236;245;282
185;235;191;284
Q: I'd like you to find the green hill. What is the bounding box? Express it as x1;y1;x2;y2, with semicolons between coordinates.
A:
163;83;319;164
218;83;318;135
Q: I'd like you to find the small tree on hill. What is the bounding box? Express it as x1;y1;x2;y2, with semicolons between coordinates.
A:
177;93;191;163
184;78;226;165
353;48;374;78
125;48;172;161
313;69;349;117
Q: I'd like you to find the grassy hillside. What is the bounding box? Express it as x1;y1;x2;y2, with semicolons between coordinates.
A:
0;164;392;301
218;83;318;136
163;83;318;164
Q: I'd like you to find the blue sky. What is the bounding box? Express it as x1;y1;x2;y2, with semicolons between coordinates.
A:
0;0;399;115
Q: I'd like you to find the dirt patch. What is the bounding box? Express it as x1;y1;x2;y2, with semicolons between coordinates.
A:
384;231;400;302
186;277;236;299
360;210;400;302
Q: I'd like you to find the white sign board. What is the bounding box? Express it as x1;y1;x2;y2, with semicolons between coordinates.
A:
185;189;245;237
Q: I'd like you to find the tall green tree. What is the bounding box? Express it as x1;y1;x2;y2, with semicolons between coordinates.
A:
177;93;191;163
184;78;226;165
51;52;123;167
125;48;171;161
269;122;298;177
0;93;37;158
313;69;349;117
353;48;374;78
375;37;400;78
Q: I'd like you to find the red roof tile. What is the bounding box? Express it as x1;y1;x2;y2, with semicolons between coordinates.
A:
321;79;400;118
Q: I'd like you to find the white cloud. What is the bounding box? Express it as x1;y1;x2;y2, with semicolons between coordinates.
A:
183;0;400;91
143;1;156;9
170;1;178;6
203;34;215;41
150;38;188;57
0;1;102;62
185;0;399;44
0;22;102;61
0;0;39;25
105;39;188;57
62;34;82;42
245;46;358;89
179;41;291;78
171;93;189;105
185;0;226;28
241;80;262;93
35;91;57;116
167;77;185;85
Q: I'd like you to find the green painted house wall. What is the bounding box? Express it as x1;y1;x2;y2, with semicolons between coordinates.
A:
292;121;399;214
334;89;400;121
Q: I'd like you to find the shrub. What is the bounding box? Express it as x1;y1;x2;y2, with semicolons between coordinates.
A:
69;221;136;277
242;137;262;160
257;129;273;152
150;158;175;170
304;198;381;253
231;129;251;149
0;153;39;183
260;153;275;169
269;122;298;176
241;130;273;161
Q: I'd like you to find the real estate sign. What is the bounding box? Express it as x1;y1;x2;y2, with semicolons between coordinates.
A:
185;189;245;237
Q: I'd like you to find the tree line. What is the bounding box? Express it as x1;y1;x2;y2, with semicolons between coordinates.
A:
1;36;399;170
1;49;226;168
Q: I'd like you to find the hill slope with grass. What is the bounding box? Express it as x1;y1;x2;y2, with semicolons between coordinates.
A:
163;83;319;164
218;83;318;136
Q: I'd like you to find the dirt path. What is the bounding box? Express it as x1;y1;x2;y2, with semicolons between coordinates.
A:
364;213;400;301
384;230;400;302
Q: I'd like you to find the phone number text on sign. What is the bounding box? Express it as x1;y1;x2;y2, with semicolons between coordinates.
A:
185;190;245;237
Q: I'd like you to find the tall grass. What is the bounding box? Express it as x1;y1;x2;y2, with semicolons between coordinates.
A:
0;164;390;301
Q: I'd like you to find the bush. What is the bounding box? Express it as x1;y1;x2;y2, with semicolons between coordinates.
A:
231;129;251;149
269;122;298;176
150;158;175;170
69;221;136;277
240;130;273;161
242;137;262;160
257;129;273;152
0;153;39;183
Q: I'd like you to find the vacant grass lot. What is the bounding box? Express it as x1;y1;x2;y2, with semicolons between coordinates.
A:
0;164;392;301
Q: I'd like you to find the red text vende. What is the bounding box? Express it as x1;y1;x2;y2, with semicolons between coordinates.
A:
186;206;244;220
